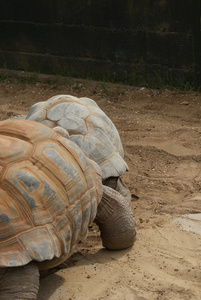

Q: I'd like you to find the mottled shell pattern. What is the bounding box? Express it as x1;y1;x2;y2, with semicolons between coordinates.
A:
26;95;128;180
0;119;102;268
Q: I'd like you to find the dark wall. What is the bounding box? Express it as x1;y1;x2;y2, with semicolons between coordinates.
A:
0;0;200;86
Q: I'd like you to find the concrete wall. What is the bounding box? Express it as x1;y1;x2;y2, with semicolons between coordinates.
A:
0;0;200;86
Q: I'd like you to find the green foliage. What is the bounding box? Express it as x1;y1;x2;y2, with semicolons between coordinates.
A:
0;69;196;92
100;81;109;95
0;74;10;84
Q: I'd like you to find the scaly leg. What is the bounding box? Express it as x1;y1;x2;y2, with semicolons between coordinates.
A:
0;262;39;300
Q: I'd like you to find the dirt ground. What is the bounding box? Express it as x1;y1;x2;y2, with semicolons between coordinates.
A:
0;71;201;300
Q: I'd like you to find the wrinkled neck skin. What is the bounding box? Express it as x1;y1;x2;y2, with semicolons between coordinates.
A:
95;185;136;250
103;176;131;204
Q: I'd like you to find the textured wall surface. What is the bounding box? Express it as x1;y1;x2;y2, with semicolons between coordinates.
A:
0;0;200;85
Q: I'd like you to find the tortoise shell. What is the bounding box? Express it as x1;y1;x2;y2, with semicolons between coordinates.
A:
0;119;102;268
26;95;128;180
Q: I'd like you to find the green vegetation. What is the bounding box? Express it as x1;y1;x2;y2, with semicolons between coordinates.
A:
0;74;11;84
100;82;109;95
0;69;196;92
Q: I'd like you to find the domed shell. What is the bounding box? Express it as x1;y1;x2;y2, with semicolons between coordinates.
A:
0;119;102;268
26;95;128;180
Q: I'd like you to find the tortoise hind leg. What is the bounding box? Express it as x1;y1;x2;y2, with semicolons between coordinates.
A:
95;185;136;250
0;262;40;300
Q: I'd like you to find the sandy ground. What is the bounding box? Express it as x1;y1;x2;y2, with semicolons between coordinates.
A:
0;71;201;300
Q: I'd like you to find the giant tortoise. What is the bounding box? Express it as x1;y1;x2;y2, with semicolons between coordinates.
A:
0;119;136;300
25;95;131;201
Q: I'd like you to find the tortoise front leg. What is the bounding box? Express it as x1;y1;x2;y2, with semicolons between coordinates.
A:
0;262;39;300
95;185;136;250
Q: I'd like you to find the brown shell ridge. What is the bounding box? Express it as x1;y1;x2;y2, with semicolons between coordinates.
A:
52;141;91;228
0;193;91;243
56;138;87;175
55;137;97;206
0;119;55;143
31;137;96;193
0;181;90;244
0;181;35;228
28;155;71;207
0;131;30;142
0;195;93;267
63;184;97;243
0;225;62;267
